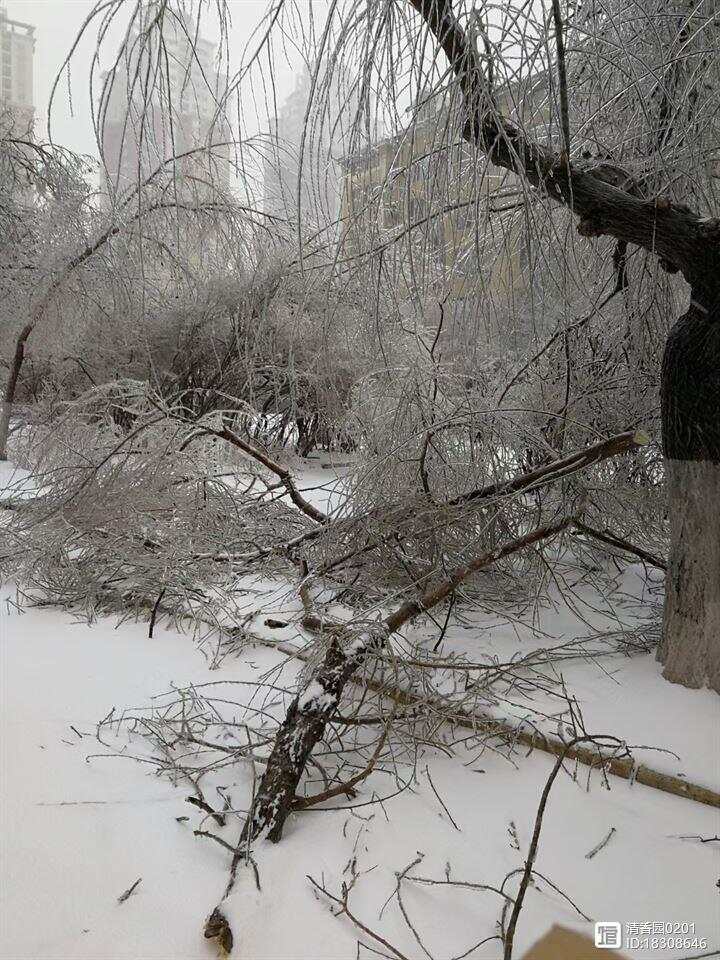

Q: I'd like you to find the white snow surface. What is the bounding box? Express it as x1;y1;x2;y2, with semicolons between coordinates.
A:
1;457;719;959
2;583;719;959
0;460;35;501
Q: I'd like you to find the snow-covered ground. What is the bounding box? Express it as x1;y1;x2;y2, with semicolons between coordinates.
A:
1;456;719;959
2;578;719;959
0;460;35;501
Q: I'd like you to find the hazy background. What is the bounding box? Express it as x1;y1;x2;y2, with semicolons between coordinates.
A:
4;0;305;159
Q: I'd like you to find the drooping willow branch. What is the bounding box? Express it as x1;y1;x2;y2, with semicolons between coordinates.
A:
405;0;720;294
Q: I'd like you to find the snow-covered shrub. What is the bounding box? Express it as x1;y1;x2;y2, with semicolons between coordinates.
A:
2;382;315;624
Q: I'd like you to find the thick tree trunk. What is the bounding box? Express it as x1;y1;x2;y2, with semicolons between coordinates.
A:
658;298;720;692
0;402;12;462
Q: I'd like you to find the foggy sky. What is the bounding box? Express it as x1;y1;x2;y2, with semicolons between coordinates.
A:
4;0;303;159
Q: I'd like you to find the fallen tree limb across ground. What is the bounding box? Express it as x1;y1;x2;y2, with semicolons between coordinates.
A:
238;515;575;850
98;584;719;814
203;542;711;945
195;427;715;950
221;431;653;857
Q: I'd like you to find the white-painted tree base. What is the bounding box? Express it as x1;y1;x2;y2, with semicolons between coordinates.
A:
658;458;720;693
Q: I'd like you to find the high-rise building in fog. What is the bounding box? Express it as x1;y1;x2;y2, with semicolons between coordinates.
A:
263;63;359;228
0;2;35;132
100;6;230;198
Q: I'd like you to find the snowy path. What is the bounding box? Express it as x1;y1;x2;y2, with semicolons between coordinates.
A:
2;591;719;959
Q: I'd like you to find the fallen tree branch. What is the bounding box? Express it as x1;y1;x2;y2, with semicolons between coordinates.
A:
218;515;586;950
292;703;395;810
572;519;667;571
385;516;572;633
341;668;720;810
186;794;226;827
207;513;577;927
305;430;649;578
264;622;717;810
74;581;719;811
182;423;327;524
502;734;625;959
449;430;648;507
308;874;411;960
585;826;616;859
235;515;574;848
155;429;649;570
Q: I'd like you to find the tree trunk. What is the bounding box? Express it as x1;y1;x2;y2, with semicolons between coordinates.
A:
400;0;720;689
0;402;12;462
241;633;374;845
658;297;720;691
0;321;33;461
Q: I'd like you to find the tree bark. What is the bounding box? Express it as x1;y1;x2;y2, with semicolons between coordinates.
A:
240;630;378;845
404;0;720;692
0;321;33;461
658;298;720;691
233;512;583;868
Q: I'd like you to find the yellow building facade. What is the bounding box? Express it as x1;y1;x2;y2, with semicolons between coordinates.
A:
337;79;549;319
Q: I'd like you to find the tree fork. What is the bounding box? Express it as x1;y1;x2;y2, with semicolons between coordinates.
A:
404;0;720;693
215;512;576;918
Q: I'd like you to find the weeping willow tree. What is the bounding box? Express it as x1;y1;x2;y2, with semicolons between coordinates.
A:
250;0;718;692
561;0;720;690
385;0;720;692
206;0;717;692
6;2;716;949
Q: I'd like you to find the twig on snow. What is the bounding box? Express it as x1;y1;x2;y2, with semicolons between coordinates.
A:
424;765;461;831
117;877;142;904
502;733;626;959
308;873;411;960
585;826;616;859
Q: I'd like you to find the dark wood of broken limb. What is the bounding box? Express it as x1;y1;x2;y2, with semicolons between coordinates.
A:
188;422;328;525
211;514;575;918
203;431;648;943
